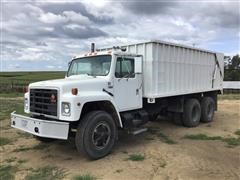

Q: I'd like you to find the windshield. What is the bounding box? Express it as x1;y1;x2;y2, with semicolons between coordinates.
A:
68;55;111;77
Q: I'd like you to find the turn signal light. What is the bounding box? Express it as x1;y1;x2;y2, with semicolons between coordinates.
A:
72;88;78;95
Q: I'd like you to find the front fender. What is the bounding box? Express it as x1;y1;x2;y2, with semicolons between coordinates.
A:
60;91;122;127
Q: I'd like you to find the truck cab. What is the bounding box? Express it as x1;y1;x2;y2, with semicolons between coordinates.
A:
11;48;144;159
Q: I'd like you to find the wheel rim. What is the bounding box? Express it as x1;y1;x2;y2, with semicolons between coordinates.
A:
92;122;111;150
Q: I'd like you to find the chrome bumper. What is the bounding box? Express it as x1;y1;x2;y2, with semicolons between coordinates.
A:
10;111;69;140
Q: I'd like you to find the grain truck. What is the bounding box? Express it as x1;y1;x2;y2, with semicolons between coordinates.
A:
11;40;224;159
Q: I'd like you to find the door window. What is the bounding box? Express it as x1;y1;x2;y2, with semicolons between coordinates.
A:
115;57;135;78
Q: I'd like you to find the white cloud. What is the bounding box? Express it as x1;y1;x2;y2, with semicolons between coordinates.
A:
43;27;55;32
64;24;84;30
46;65;55;69
82;0;109;8
171;17;195;32
18;54;42;61
39;12;66;24
63;11;90;24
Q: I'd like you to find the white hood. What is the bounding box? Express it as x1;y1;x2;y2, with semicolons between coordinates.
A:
29;75;109;93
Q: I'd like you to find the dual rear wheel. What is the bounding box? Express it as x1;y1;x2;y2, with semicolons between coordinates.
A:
200;97;215;123
173;97;215;127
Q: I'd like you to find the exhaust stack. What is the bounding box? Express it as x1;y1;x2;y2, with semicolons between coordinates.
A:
91;43;95;53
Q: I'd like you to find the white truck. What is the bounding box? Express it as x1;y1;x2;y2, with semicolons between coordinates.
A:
11;40;224;159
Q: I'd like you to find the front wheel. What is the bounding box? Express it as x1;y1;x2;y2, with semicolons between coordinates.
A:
75;111;117;160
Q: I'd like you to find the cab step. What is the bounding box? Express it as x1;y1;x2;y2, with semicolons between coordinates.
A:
129;127;148;135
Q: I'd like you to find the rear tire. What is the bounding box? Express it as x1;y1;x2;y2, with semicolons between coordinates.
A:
200;97;215;123
149;114;158;121
172;112;183;126
183;98;201;127
75;111;117;160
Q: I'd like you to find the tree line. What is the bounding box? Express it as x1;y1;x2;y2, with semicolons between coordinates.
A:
224;54;240;81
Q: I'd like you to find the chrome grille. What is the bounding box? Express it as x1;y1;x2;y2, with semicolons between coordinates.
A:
30;89;58;116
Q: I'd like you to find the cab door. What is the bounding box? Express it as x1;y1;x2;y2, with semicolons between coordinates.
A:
113;56;142;112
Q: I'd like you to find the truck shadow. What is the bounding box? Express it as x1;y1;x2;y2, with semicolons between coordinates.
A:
49;116;180;160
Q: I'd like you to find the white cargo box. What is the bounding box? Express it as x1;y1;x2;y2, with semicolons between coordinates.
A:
99;41;224;98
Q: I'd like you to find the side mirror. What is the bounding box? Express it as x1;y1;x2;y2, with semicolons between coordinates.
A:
68;61;71;67
134;56;142;74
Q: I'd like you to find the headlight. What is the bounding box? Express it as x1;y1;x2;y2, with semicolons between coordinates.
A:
62;102;71;116
24;98;28;110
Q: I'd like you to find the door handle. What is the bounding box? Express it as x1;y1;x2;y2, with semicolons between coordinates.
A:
136;89;139;95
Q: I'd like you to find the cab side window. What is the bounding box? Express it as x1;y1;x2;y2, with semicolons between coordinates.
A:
115;57;135;78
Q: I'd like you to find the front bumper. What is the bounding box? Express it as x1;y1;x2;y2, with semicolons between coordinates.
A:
10;112;69;140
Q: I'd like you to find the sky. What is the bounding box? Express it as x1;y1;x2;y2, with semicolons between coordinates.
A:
1;0;240;71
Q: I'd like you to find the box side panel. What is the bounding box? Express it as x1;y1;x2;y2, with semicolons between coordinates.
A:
147;43;223;98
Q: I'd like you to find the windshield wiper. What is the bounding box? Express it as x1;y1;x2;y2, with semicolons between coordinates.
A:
86;73;97;77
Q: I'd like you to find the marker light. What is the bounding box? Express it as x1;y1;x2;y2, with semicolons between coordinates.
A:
72;88;78;95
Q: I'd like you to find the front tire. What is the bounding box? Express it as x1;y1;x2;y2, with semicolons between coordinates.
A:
183;98;201;127
75;111;117;160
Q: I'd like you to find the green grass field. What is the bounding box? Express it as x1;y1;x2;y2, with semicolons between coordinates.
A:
0;71;65;93
0;71;65;83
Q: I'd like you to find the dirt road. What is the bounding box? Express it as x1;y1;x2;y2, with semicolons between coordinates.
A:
0;100;239;180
